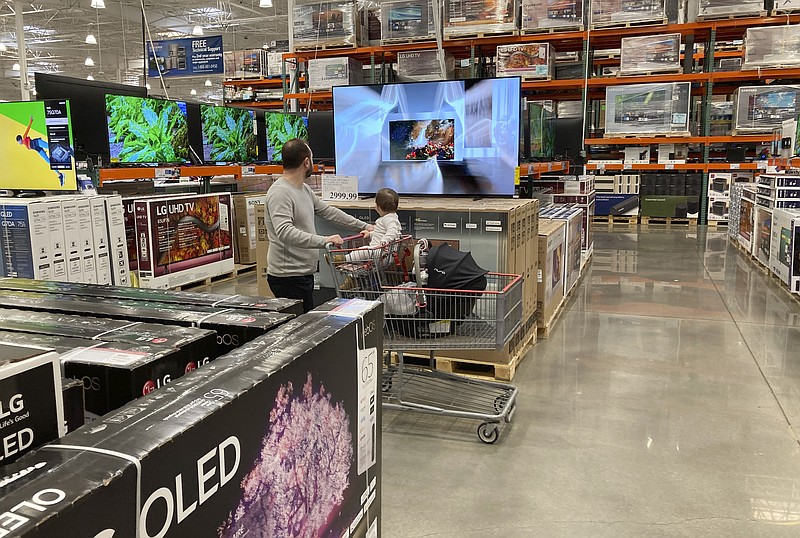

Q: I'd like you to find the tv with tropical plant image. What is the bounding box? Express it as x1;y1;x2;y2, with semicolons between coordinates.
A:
105;95;189;164
200;105;257;163
265;112;309;163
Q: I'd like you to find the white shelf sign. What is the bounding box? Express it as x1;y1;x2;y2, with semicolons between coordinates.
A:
323;175;359;202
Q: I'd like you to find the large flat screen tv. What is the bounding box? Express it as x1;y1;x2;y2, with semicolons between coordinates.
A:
105;95;189;164
200;105;257;163
308;111;335;164
332;78;521;196
35;73;147;165
0;99;77;191
265;112;309;163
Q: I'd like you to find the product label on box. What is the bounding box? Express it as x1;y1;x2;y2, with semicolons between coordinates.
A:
357;344;378;475
61;347;150;367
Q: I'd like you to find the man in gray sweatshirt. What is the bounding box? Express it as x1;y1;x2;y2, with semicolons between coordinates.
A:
264;139;372;312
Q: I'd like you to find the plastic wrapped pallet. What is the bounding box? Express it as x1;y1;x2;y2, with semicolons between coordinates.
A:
605;82;692;136
396;49;455;80
307;57;364;91
521;0;584;32
697;0;764;18
380;0;438;44
496;43;553;79
744;26;800;70
729;182;746;239
292;0;365;50
443;0;518;39
591;0;666;27
773;0;800;13
528;100;555;159
266;51;286;77
733;85;800;133
620;33;681;75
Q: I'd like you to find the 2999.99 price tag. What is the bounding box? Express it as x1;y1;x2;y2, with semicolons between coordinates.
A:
322;175;359;202
327;191;359;201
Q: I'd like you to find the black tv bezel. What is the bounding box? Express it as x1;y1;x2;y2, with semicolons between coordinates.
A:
331;76;523;198
104;94;192;167
197;103;259;165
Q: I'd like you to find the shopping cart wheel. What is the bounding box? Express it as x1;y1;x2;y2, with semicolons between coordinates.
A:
477;423;499;444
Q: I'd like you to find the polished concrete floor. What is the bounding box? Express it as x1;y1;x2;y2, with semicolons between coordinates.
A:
204;228;800;537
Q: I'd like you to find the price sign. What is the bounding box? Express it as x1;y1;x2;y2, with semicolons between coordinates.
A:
241;165;256;175
665;164;675;170
155;167;180;178
730;163;740;170
322;175;359;202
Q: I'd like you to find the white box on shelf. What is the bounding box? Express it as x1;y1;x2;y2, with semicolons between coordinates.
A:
698;0;764;18
744;26;800;70
444;0;518;38
266;51;285;77
380;0;437;44
592;0;666;26
292;0;365;49
521;0;584;31
75;197;98;284
733;85;800;133
89;197;112;285
770;208;800;285
496;43;553;79
103;195;131;287
396;50;455;80
307;57;363;91
60;197;83;283
0;199;53;280
45;200;67;282
620;33;681;75
605;82;692;136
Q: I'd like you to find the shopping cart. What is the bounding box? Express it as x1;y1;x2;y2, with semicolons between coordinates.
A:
326;235;521;444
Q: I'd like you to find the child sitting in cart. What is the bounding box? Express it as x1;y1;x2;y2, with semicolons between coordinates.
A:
345;187;402;262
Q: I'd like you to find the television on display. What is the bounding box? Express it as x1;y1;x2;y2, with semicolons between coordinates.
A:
308;111;335;164
264;112;309;163
34;73;147;165
200;105;257;163
105;95;189;164
332;78;521;196
0;99;77;191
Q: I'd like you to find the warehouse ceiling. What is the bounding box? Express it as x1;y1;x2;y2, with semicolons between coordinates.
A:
0;0;291;102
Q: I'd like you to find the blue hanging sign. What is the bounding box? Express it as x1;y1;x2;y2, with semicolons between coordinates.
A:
147;35;224;78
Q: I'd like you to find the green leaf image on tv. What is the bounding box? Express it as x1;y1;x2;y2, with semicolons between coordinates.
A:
780;227;792;266
200;105;257;163
105;95;189;164
266;113;308;163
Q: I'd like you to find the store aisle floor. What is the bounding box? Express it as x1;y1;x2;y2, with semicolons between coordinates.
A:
202;228;800;537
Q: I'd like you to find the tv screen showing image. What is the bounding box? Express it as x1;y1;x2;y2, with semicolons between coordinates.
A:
750;91;798;121
333;78;521;196
265;112;309;163
0;99;77;191
614;89;668;124
200;105;257;163
105;95;189;164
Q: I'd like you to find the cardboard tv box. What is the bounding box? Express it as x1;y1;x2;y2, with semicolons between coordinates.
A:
0;342;64;466
0;307;217;372
232;193;267;265
0;299;383;538
537;219;567;328
0;290;292;357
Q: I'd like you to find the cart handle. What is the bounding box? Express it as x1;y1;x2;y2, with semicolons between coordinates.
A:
380;273;523;294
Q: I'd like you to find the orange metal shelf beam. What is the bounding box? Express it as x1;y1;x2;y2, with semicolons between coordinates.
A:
710;67;800;82
521;161;568;176
284;91;333;101
587;72;708;87
586;162;762;171
227;100;285;109
223;78;294;88
587;135;776;145
98;165;294;185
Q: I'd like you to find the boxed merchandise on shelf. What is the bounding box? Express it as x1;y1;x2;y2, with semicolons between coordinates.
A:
61;377;84;433
595;193;640;216
769;208;800;286
754;206;773;266
0;343;64;466
527;100;555;159
773;0;800;13
744;26;800;70
521;0;584;31
224;49;267;78
739;185;757;253
380;0;437;43
396;50;455;80
0;199;54;280
620;34;681;75
710;100;734;135
292;0;366;49
308;57;364;91
537;219;566;329
717;57;743;72
605;82;692;136
708;172;732;221
443;0;518;38
103;195;131;287
232;193;267;265
640;195;701;218
639;173;702;196
265;51;287;77
0;299;383;538
734;86;800;133
698;0;764;18
539;205;582;295
591;0;666;27
614;174;640;194
223;50;240;78
496;43;553;79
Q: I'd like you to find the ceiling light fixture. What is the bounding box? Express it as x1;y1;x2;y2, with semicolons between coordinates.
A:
0;44;7;52
259;0;273;7
84;56;94;67
90;0;105;8
86;74;94;80
204;78;212;87
192;25;204;36
85;34;97;45
190;88;197;96
12;62;19;71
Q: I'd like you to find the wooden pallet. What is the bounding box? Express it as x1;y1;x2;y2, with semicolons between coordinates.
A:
590;17;668;30
640;216;698;227
434;330;536;382
697;10;766;21
172;263;257;291
293;42;358;52
706;220;729;228
518;75;552;82
592;214;639;226
380;36;437;45
444;29;517;41
521;25;583;35
618;69;683;78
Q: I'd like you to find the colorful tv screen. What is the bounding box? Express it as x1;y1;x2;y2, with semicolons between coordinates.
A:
200;105;257;163
0;99;77;191
105;95;189;164
333;78;521;196
265;113;309;163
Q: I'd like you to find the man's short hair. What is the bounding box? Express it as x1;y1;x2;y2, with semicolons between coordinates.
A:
375;188;399;213
282;139;312;170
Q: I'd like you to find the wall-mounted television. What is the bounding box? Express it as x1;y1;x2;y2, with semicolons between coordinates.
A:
332;78;521;196
0;99;77;191
34;73;147;165
105;95;189;164
264;112;309;163
200;105;257;163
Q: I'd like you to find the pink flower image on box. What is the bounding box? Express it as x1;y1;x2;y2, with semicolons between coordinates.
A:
218;373;353;538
